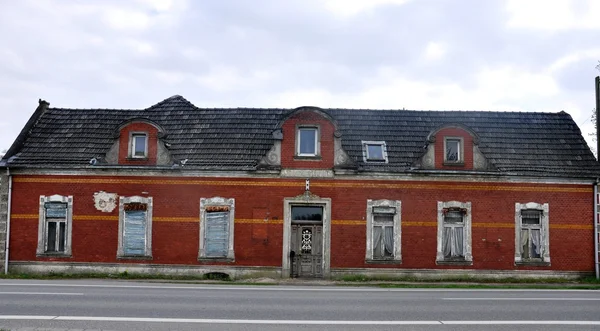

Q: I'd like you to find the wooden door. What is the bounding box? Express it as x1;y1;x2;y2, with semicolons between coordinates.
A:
291;224;323;278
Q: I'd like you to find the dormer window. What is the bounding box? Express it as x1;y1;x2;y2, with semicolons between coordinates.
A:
444;137;463;164
362;141;388;163
130;133;148;158
297;126;318;157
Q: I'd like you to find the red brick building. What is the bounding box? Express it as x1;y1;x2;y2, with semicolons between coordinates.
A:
1;96;599;279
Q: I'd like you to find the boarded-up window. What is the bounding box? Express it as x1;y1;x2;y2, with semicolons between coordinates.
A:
44;202;67;252
123;205;147;256
118;197;152;258
205;211;229;257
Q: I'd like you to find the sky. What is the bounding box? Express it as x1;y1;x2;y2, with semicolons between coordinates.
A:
1;0;600;154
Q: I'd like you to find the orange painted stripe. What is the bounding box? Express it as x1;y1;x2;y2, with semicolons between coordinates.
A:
404;221;437;227
235;218;283;224
550;224;593;230
12;177;591;193
332;220;366;225
9;213;593;230
473;223;514;228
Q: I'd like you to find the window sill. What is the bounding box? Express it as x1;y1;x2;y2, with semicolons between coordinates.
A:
117;255;153;260
442;162;465;167
365;258;402;265
37;253;72;258
436;259;472;266
294;155;322;161
126;157;149;161
515;260;550;267
198;257;235;263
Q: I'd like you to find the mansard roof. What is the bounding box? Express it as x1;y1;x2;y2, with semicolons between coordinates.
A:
2;95;599;178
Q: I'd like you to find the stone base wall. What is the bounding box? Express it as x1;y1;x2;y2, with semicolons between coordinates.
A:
0;173;8;273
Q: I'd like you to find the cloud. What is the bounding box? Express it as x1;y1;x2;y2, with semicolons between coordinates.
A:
0;0;599;156
506;0;600;30
322;0;413;17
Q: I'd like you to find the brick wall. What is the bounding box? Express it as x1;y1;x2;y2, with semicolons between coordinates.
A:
7;174;595;272
0;173;8;273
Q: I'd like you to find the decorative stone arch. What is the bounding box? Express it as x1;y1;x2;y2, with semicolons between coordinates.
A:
275;106;339;131
425;123;480;144
115;117;168;137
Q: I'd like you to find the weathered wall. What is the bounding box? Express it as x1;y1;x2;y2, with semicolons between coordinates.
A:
0;172;8;273
7;174;595;274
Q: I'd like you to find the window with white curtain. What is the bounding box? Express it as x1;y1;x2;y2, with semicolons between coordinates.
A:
515;202;550;265
436;201;472;264
365;199;401;263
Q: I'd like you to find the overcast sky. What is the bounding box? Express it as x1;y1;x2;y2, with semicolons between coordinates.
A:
1;0;600;153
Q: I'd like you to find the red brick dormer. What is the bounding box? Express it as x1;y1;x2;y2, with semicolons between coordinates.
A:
280;107;336;169
117;120;162;166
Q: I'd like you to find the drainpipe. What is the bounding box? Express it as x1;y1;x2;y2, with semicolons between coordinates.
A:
4;168;12;274
595;180;599;280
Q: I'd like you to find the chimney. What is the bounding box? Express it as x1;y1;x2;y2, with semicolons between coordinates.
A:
38;98;50;110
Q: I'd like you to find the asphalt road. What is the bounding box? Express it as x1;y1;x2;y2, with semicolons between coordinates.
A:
0;279;599;331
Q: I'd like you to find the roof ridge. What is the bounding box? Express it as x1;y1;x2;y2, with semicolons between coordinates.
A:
146;95;196;110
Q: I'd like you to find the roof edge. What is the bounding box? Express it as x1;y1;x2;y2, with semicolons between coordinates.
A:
2;99;50;164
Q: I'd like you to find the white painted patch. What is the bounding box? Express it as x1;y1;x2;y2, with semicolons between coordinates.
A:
93;191;117;212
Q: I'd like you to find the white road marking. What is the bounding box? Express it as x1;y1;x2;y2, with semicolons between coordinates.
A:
0;282;599;292
0;315;600;325
0;292;83;296
444;297;600;301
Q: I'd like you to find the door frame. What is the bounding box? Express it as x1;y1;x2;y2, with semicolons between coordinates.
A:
282;194;331;278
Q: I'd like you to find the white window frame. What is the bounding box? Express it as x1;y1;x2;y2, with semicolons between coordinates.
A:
36;194;73;257
365;199;401;263
117;195;153;258
361;141;389;163
199;197;235;261
515;202;550;265
296;126;319;157
443;137;463;164
129;132;148;158
436;201;472;264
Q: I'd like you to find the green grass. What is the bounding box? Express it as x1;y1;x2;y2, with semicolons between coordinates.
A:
335;274;600;285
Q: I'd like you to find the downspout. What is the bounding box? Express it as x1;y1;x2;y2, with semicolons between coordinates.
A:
4;168;12;274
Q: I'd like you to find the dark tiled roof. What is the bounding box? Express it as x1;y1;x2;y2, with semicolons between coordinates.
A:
3;95;600;178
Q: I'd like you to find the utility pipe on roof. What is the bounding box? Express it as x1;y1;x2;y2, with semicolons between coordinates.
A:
4;168;12;274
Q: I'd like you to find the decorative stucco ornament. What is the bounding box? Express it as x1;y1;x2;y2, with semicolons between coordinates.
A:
93;191;118;212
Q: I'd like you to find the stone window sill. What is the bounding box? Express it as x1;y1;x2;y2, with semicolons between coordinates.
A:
442;162;465;167
515;260;550;267
198;257;235;263
117;255;153;260
436;259;473;266
294;155;322;161
37;253;72;258
365;258;402;265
